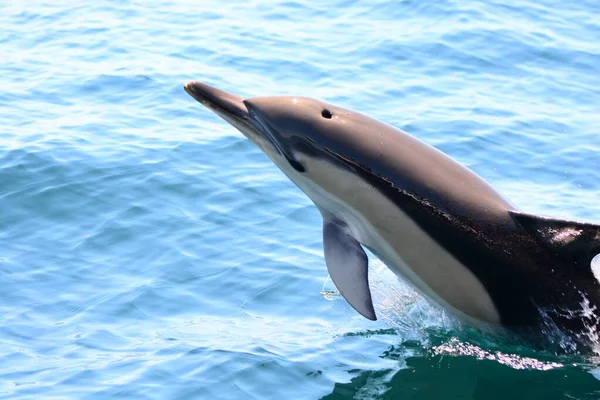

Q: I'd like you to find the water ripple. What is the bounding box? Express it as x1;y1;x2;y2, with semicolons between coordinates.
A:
1;0;600;398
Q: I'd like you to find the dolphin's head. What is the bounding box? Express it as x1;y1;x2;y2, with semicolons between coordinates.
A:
184;81;365;177
185;81;382;320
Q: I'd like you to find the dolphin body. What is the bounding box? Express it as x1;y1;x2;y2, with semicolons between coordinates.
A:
184;81;600;350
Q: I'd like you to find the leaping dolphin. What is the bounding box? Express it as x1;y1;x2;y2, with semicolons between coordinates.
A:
183;81;600;351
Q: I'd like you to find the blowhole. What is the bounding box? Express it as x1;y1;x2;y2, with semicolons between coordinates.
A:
321;109;333;119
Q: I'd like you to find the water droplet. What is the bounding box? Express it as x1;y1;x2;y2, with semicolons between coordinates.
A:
320;275;340;300
591;254;600;283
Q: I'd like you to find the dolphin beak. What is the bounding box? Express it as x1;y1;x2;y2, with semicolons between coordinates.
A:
183;80;302;170
183;81;250;122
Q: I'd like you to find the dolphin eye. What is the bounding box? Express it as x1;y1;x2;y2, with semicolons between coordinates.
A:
321;109;333;119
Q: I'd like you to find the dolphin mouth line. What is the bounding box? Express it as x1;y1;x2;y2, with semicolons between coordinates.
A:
245;104;306;172
183;81;251;123
243;103;283;152
244;103;290;157
184;80;305;172
184;81;271;143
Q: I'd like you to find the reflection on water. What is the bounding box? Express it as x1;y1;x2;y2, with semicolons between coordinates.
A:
324;341;600;400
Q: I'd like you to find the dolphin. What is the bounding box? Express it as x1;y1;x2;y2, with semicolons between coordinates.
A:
183;81;600;350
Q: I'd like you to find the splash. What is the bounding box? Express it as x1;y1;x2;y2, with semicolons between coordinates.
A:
319;274;340;300
321;256;458;341
591;253;600;284
367;260;455;336
538;292;600;356
576;295;600;357
433;338;563;371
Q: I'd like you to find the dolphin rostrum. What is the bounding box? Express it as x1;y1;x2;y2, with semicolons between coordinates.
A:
184;81;600;351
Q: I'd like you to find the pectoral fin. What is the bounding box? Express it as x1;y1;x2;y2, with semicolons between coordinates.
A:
322;217;376;320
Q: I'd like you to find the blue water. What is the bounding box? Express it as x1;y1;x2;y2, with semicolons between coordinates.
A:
1;0;600;398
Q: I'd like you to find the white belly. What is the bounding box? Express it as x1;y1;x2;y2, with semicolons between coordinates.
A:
288;154;501;325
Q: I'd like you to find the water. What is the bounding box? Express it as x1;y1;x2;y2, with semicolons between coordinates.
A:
1;0;600;398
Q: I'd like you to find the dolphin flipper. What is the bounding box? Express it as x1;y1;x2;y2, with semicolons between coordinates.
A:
322;216;376;320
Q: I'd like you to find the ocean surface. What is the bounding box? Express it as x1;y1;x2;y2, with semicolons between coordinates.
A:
1;0;600;398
